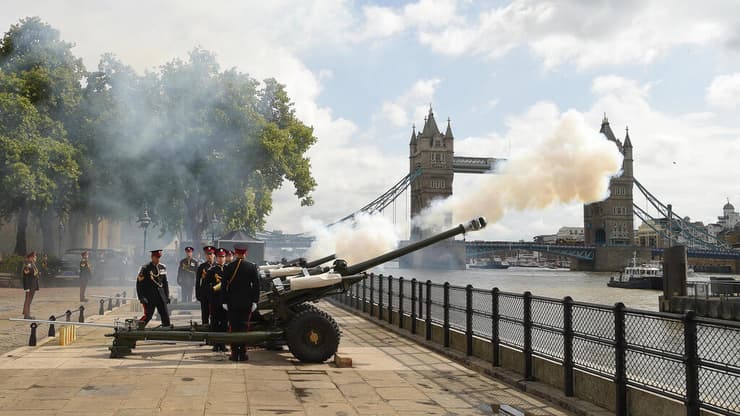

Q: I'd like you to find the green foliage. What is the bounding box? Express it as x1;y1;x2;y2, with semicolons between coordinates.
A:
0;17;317;249
0;254;25;276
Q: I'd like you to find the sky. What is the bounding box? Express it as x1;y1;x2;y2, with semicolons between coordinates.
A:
3;0;740;241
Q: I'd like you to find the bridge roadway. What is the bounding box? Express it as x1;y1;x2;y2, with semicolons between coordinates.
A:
466;241;740;261
0;291;574;415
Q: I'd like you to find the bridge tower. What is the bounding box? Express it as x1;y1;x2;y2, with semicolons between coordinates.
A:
409;107;455;239
584;115;634;246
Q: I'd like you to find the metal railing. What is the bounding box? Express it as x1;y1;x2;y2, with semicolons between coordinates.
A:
688;281;740;298
334;274;740;416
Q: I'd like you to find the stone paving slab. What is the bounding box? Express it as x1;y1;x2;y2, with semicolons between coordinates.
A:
0;300;573;415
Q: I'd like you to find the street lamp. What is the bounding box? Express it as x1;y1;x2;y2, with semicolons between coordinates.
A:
137;207;152;257
210;214;220;244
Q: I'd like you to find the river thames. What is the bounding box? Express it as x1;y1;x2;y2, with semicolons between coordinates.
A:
369;264;730;311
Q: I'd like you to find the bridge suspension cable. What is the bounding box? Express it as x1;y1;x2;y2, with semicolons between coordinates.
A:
633;178;731;250
327;168;422;227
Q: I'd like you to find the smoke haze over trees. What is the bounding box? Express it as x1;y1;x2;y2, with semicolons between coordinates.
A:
0;17;317;255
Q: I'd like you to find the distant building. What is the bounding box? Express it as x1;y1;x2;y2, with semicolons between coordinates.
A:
556;227;584;244
583;116;634;246
717;200;740;230
534;234;557;244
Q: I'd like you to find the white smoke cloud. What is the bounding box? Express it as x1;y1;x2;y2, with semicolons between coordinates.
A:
414;111;624;230
304;213;400;265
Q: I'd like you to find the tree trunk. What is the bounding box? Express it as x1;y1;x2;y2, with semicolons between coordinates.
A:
14;204;29;255
92;217;101;250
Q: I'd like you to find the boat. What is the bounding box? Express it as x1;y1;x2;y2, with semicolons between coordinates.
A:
607;253;663;290
469;258;510;269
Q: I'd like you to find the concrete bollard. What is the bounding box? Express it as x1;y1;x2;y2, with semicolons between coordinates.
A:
29;323;37;346
99;299;105;315
78;306;85;323
47;316;56;337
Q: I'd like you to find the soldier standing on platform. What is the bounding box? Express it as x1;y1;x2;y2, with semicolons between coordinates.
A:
79;251;93;302
206;247;229;352
21;252;39;319
136;249;171;328
177;246;198;303
223;243;260;361
195;246;216;325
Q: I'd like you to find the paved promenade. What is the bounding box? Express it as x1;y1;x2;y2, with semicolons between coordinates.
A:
0;299;571;415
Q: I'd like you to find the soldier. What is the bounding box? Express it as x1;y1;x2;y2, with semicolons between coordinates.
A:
79;251;93;302
225;250;234;265
21;252;40;319
223;243;260;361
177;246;198;303
39;253;50;282
205;247;229;352
136;249;171;328
195;246;216;325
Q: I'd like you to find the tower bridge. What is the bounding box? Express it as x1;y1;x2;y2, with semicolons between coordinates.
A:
269;108;739;271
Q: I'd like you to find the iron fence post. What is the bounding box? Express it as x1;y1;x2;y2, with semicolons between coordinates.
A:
398;277;405;329
78;306;85;323
523;291;533;380
48;315;56;337
369;274;375;317
115;294;121;308
683;310;700;416
418;278;423;321
614;302;627;416
355;279;361;309
99;299;105;315
411;279;417;334
563;296;574;397
466;284;473;356
65;310;72;322
425;280;432;341
387;276;393;324
443;282;450;348
362;275;367;313
29;323;37;346
122;290;127;305
107;297;113;311
492;288;500;367
378;275;384;321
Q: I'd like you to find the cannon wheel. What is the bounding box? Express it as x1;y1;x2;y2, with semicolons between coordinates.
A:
290;302;321;315
285;308;340;363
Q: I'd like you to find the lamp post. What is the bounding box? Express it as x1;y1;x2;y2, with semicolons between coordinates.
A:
210;214;220;244
57;220;64;257
137;207;151;257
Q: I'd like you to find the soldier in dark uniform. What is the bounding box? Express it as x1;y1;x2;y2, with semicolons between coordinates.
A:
136;249;171;328
21;252;40;319
195;246;216;325
225;250;234;265
205;247;229;352
177;246;198;303
79;251;93;302
223;244;260;361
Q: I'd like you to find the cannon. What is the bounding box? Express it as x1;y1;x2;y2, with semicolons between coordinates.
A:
106;217;487;361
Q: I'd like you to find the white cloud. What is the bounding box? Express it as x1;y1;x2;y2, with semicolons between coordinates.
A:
414;0;739;69
706;73;740;109
378;78;442;128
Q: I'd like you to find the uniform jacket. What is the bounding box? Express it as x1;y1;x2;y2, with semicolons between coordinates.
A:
136;262;169;305
195;261;214;301
177;257;199;287
223;258;260;309
204;263;226;305
22;261;39;292
79;259;93;281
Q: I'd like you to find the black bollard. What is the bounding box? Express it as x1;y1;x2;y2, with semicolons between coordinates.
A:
115;294;120;308
65;310;72;322
48;316;56;337
78;306;85;323
122;291;127;305
107;297;113;311
29;323;37;346
99;299;105;315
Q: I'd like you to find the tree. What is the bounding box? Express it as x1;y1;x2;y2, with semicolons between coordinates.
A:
0;17;84;254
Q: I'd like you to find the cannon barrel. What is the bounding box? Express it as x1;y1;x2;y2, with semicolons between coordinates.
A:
341;216;487;276
304;254;336;268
